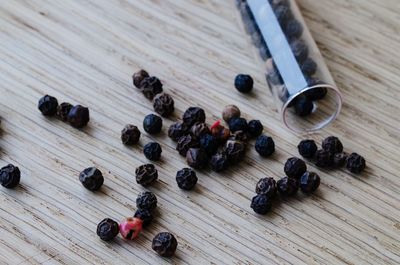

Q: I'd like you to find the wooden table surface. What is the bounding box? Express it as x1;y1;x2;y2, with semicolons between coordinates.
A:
1;0;399;264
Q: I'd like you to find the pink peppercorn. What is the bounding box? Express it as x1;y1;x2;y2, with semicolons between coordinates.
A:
119;217;143;240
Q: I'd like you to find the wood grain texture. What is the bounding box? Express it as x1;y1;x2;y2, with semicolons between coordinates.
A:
0;0;399;264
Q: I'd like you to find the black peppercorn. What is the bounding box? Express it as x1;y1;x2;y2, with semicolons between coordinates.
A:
136;191;157;211
133;69;149;88
121;124;141;145
234;74;253;93
135;164;158;186
346;153;366;174
153;93;174;117
285;19;303;40
301;58;317;76
96;218;119;241
143;142;162;161
190;123;210;138
284;157;307;179
176;134;199;156
182;107;206;127
176;168;198;190
255;135;275;157
140;76;163;99
304;79;327;100
322;136;343;154
79;167;104;191
333;152;348;168
294;95;313;116
248;120;263;137
255;177;277;198
186;148;208;169
56;102;73;122
274;4;292;26
224;140;246;163
297;139;318;158
277;177;299;196
0;164;21;189
250;194;272;215
68;105;90;128
143;114;162;134
168;122;189;142
38;95;58;116
300;172;320;193
222;105;241;122
199;134;218;156
228;117;248;133
290;40;308;63
210;152;229;172
134;208;154;227
152;232;178;257
228;130;248;142
315;149;334;168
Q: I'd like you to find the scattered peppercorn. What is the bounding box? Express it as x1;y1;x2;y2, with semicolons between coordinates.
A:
229;130;248;142
284;157;307;179
210;121;230;143
176;168;198;190
300;172;320;193
255;177;277;198
176;134;199;156
0;164;20;189
297;139;318;158
136;191;157;211
251;194;272;215
234;74;253;93
315;149;334;168
119;217;143;240
143;114;162;134
294;95;313;116
152;232;178;257
133;69;149;88
134;208;154;228
255;135;275;157
79;167;104;191
190;123;210;138
346;153;366;174
168;122;189;142
68;105;90;128
301;58;317;76
222;105;241;122
182;107;206;127
210;152;229;172
38;95;58;116
153;93;174;117
228;117;248;133
56;102;73;122
135;164;158;186
277;177;299;196
186;148;208;169
96;218;119;241
143;142;162;161
224;140;246;163
322;136;343;154
199;134;219;155
333;152;348;168
140;76;163;99
285;19;303;40
121;124;141;145
247;120;263;137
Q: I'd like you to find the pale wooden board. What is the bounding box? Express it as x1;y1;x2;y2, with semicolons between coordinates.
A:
0;0;399;264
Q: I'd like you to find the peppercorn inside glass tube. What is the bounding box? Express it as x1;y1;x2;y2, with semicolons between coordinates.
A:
236;0;342;133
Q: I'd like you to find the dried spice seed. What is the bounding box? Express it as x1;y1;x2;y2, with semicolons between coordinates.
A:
251;194;272;215
199;134;219;155
248;120;263;137
234;74;253;93
224;140;246;163
290;40;308;63
0;164;21;189
273;4;292;26
300;172;320;193
121;124;141;145
176;135;199;156
56;102;73;122
135;164;158;186
119;217;143;240
134;209;154;228
140;76;163;99
255;177;277;198
79;167;104;191
143;114;162;134
284;157;307;179
222;105;241;122
346;153;366;174
304;79;327;100
255;135;275;157
297;139;318;158
132;69;149;88
228;117;248;133
68;105;90;128
186;148;208;169
285;19;303;40
315;149;334;168
182;107;206;127
301;58;317;76
322;136;343;154
228;130;248;142
143;142;162;161
168;122;189;141
210;152;229;172
277;177;299;196
176;168;198;190
210;121;230;143
136;191;157;211
152;232;178;257
97;218;119;241
38;95;58;116
294;95;313;116
190;123;210;138
153;93;174;117
333;152;348;168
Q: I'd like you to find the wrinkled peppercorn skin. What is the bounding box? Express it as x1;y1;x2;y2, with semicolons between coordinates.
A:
0;164;21;189
56;102;73;122
300;172;320;193
346;153;366;174
255;177;277;198
176;168;198;190
38;95;58;116
79;167;104;191
152;232;178;257
143;114;162;134
121;124;141;145
134;209;153;227
334;152;348;168
135;164;158;186
133;69;149;88
176;135;199;156
199;134;218;156
210;152;229;172
97;218;119;241
315;149;334;168
210;123;230;143
290;39;308;63
277;177;299;196
251;194;272;215
284;157;307;179
297;139;317;158
273;4;292;26
140;76;163;99
255;135;275;157
248;120;263;137
136;191;157;211
153;93;174;117
224;140;246;163
222;105;241;122
322;136;343;154
300;58;317;76
68;105;90;128
228;117;248;133
190;123;210;138
186;148;208;169
229;130;248;142
143;142;162;161
285;19;303;40
235;74;253;93
168;122;189;142
183;107;206;127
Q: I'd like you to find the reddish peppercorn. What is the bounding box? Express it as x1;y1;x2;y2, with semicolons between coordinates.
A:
315;149;334;168
119;217;143;240
0;164;21;189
